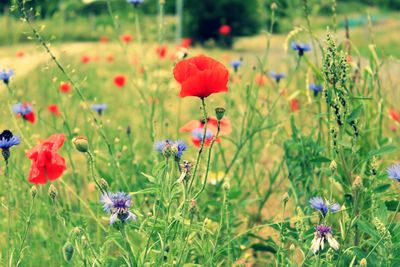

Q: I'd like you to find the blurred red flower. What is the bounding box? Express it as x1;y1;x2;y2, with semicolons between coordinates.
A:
290;99;300;112
219;25;231;36
16;51;25;58
255;73;268;87
181;38;192;48
114;75;126;88
121;34;133;43
106;54;114;62
173;55;229;98
156;45;168;59
59;81;72;93
180;116;232;147
100;36;109;43
26;134;66;184
389;108;400;122
81;55;91;64
48;104;61;116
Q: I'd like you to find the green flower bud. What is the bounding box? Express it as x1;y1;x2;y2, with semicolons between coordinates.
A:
72;136;89;153
48;184;58;201
62;241;74;262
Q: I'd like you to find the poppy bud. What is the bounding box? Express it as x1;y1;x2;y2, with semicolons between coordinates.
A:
360;258;367;267
352;175;363;191
215;107;226;121
329;160;337;172
189;198;197;212
289;244;295;251
30;186;38;198
72;136;89;153
62;241;74;262
271;2;278;10
48;184;58;201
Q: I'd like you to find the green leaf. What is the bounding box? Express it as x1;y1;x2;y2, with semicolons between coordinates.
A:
366;145;397;159
250;243;277;254
385;200;400;211
346;105;363;123
374;184;391;193
309;156;331;163
141;172;156;183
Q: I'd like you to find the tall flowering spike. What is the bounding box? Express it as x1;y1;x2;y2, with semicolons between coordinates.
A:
173;55;229;98
26;134;66;184
91;104;107;116
12;103;36;123
0;130;21;161
101;192;137;225
269;71;286;83
310;224;339;253
309;196;340;217
387;163;400;182
291;41;311;56
309;84;323;96
0;69;14;84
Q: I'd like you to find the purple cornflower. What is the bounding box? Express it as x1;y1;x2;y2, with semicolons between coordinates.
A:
155;140;187;160
230;60;242;72
387;163;400;182
310;224;339;253
192;128;213;141
101;192;137;225
309;196;340;217
269;71;286;83
12;103;32;116
309;84;323;96
291;41;311;56
127;0;144;7
0;69;14;84
91;104;107;115
0;130;20;161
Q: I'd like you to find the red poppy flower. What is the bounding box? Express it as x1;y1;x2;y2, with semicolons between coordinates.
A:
106;54;114;62
121;34;133;43
24;112;35;123
100;36;109;43
81;55;91;64
16;51;25;58
173;55;229;98
290;99;300;112
26;134;66;184
181;38;192;48
156;45;168;59
389;109;400;123
180;116;231;147
255;73;268;87
219;25;231;36
48;104;61;116
114;75;126;88
59;81;72;93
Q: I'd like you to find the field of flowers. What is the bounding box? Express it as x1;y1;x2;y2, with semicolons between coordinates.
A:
1;0;400;266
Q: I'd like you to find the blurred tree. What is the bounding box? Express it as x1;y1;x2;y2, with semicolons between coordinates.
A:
184;0;263;47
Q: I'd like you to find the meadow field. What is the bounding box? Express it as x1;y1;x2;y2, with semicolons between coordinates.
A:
0;0;400;266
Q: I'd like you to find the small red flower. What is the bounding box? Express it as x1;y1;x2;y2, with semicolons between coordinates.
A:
114;75;126;88
16;51;25;58
181;38;192;48
24;112;36;123
219;25;231;36
81;55;91;64
255;73;268;87
100;36;109;43
106;54;114;62
26;134;67;184
180;117;232;147
389;109;400;123
156;45;168;59
121;34;133;43
290;99;300;112
59;81;72;93
173;55;229;98
48;104;61;116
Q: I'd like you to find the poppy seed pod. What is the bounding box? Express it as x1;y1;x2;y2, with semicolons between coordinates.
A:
72;136;89;153
215;107;226;121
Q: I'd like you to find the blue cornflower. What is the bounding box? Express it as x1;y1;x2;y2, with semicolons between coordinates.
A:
0;130;21;161
387;163;400;182
230;60;242;72
155;139;187;160
101;192;137;225
91;104;107;115
192;128;213;141
269;71;286;83
127;0;144;7
291;41;311;56
12;103;33;116
309;84;323;96
309;196;340;217
0;69;14;84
